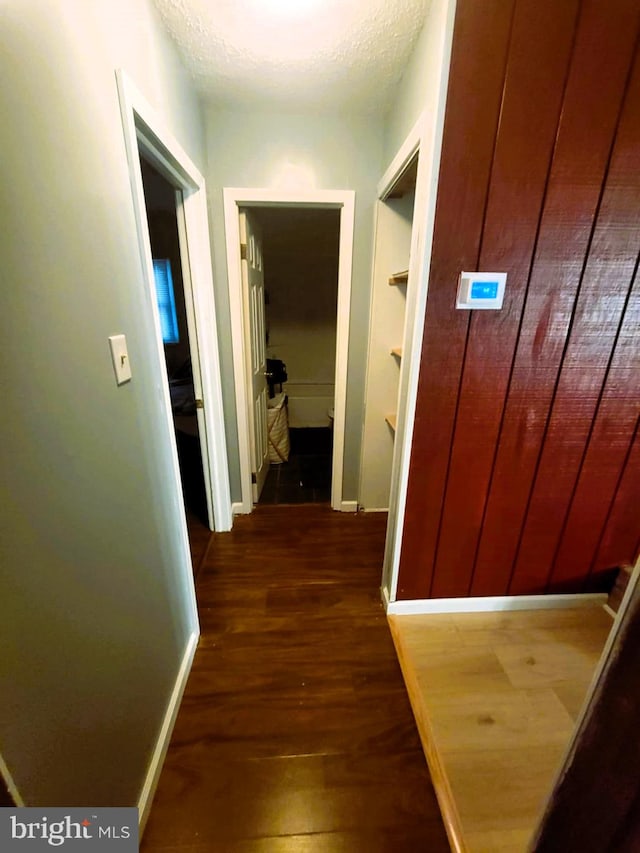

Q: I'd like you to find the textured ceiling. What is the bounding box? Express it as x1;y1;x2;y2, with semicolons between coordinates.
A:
152;0;431;113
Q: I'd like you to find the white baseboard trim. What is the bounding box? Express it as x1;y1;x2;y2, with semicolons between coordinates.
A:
138;630;199;834
231;501;246;516
385;592;608;615
0;752;25;806
340;500;358;513
361;507;389;513
381;586;390;610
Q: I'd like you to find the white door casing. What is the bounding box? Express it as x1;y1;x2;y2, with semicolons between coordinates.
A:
239;210;269;502
174;193;215;524
379;0;456;604
359;189;416;512
116;69;232;534
223;189;355;515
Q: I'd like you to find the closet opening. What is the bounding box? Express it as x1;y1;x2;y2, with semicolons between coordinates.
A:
360;151;419;514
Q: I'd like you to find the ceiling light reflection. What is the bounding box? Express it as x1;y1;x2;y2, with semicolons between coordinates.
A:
258;0;322;16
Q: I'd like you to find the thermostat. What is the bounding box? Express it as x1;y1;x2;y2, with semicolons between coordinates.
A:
456;271;507;310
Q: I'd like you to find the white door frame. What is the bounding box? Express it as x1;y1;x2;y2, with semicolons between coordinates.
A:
223;188;355;513
374;0;457;605
375;118;425;601
116;69;232;532
380;104;452;603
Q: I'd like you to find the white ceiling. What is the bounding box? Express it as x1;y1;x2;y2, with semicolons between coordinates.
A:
152;0;431;113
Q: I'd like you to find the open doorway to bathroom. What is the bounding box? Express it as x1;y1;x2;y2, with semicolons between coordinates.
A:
224;188;354;514
249;206;341;505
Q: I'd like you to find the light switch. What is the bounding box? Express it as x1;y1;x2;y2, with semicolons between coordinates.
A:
108;334;132;385
456;271;507;310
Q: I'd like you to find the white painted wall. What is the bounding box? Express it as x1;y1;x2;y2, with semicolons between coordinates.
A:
360;192;415;509
0;0;204;806
204;107;384;501
383;0;453;164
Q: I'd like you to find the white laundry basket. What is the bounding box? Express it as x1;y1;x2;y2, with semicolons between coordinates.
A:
267;392;290;464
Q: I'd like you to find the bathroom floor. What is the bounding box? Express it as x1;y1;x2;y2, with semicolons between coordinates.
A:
260;427;332;504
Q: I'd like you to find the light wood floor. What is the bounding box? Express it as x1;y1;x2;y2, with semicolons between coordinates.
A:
389;606;613;853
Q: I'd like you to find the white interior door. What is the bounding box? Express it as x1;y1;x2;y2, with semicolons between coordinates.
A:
239;209;269;502
175;190;214;529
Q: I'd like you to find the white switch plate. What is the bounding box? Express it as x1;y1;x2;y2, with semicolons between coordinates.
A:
456;271;507;310
108;335;132;385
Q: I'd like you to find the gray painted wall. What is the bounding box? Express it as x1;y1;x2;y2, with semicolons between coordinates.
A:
0;0;204;806
204;107;384;502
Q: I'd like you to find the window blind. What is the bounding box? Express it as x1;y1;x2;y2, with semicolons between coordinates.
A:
152;259;179;344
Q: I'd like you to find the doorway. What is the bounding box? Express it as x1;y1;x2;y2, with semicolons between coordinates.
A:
251;206;341;505
223;189;355;514
116;69;232;545
139;158;209;540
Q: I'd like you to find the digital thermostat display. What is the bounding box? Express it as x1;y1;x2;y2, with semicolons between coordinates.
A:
457;272;507;310
471;281;499;300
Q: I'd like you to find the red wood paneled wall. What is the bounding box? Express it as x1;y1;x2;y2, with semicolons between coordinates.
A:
398;0;640;600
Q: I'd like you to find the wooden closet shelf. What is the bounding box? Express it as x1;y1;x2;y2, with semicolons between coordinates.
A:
385;414;397;432
388;270;409;286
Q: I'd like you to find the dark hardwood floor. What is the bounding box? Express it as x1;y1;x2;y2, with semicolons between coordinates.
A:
186;508;213;580
143;505;449;852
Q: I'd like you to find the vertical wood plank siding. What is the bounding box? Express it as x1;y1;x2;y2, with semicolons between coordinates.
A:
398;0;640;600
400;0;516;600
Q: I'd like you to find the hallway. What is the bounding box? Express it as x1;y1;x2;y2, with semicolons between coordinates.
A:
142;505;449;851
